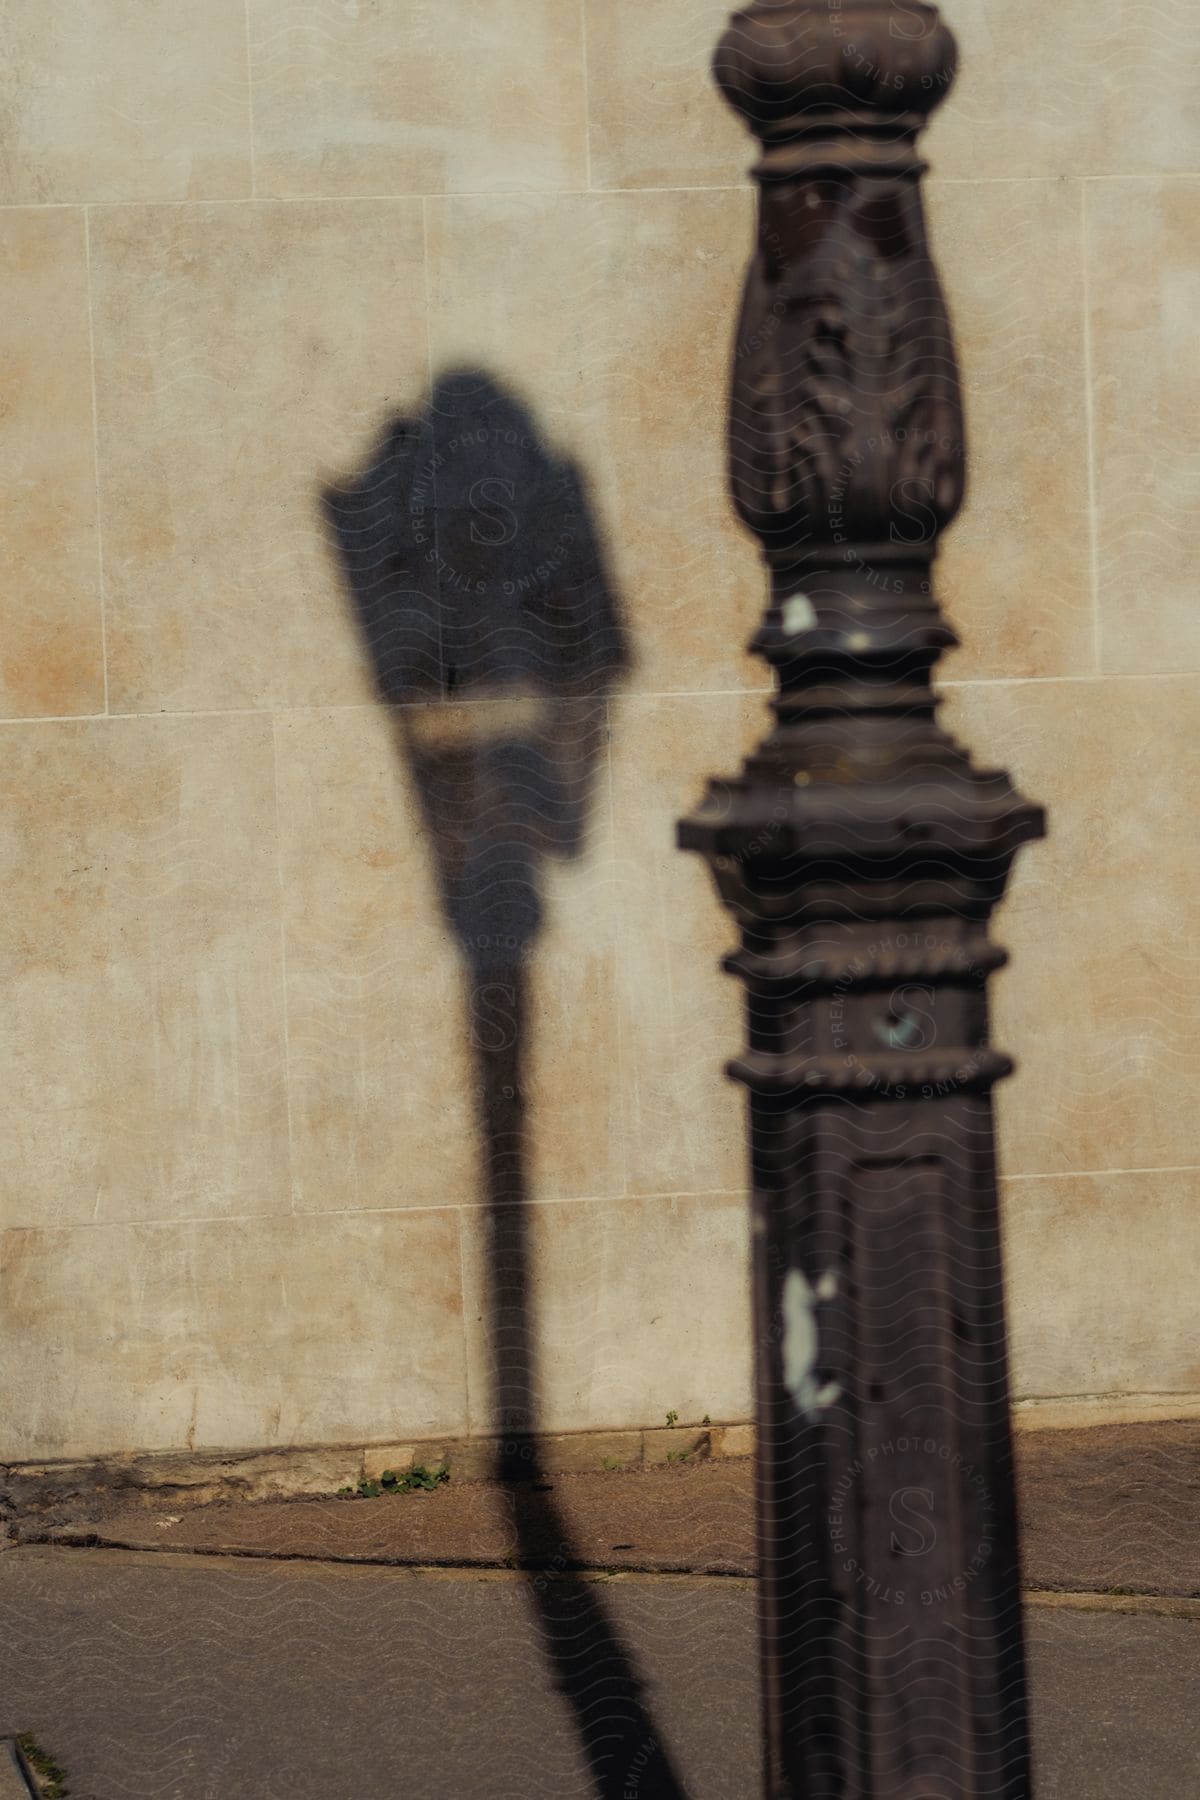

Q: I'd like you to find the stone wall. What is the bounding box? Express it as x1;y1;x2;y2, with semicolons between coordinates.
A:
2;2;1198;1465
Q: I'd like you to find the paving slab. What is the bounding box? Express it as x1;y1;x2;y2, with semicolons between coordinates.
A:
1016;1421;1200;1596
1;1547;1197;1800
25;1461;759;1577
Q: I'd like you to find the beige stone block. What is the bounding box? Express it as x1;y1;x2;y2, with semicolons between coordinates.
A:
274;705;475;1215
275;704;623;1211
609;692;763;1198
461;1193;752;1436
250;0;587;198
441;1438;497;1483
929;180;1093;680
0;1209;468;1461
926;0;1200;181
525;730;625;1204
585;0;751;191
1087;179;1200;676
714;1423;755;1459
0;210;104;719
1003;1171;1200;1399
362;1445;417;1482
529;1431;644;1475
945;676;1200;1177
0;715;290;1230
0;0;252;203
89;201;428;714
426;190;763;697
362;1443;447;1484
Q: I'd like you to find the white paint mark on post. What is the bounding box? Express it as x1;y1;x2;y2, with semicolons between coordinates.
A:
782;593;818;634
782;1267;842;1422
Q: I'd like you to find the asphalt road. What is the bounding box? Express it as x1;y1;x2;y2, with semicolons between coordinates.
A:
1;1547;1196;1799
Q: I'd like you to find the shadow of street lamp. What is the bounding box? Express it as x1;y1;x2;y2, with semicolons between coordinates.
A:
324;369;687;1798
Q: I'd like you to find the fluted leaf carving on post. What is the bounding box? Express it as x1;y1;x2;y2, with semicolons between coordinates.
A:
680;6;1044;1795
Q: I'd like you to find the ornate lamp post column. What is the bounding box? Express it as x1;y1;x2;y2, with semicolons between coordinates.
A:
679;6;1043;1795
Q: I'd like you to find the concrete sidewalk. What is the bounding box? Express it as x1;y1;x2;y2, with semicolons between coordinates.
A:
17;1423;1200;1598
3;1424;1196;1796
0;1547;1197;1799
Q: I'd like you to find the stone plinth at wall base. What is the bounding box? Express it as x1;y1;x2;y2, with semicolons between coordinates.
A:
1012;1394;1200;1430
7;1404;1199;1517
1;1446;365;1516
2;1423;755;1517
363;1433;643;1487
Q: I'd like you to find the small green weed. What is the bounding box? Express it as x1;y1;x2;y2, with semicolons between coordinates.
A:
385;1463;450;1494
665;1410;678;1428
666;1450;691;1465
16;1735;70;1799
338;1464;450;1500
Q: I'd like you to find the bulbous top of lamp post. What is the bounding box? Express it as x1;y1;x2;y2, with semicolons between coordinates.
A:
713;0;967;589
715;2;958;143
682;0;1045;1049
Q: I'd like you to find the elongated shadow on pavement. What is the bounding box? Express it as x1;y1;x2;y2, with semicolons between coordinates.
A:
324;369;687;1799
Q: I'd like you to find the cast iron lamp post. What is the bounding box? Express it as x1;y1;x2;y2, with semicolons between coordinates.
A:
679;5;1044;1794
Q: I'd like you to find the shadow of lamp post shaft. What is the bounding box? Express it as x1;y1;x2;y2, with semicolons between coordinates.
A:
680;7;1044;1796
326;371;686;1798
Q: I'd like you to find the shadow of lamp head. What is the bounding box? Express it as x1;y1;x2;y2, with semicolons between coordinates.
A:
324;370;628;972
